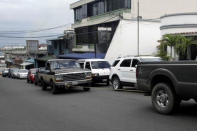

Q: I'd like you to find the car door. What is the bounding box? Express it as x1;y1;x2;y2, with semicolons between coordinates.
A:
118;59;132;82
130;59;140;83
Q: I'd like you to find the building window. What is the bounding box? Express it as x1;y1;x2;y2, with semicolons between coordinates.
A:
74;0;131;21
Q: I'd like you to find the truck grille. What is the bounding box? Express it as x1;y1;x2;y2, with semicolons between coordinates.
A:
63;73;86;81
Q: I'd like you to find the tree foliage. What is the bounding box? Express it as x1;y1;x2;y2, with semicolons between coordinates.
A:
157;34;197;60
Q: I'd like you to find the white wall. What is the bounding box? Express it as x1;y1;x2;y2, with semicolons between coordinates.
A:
160;14;197;35
131;0;197;19
105;20;161;64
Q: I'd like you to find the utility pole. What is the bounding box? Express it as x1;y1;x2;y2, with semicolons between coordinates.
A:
137;0;140;56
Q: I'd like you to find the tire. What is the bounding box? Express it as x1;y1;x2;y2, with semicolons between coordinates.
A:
27;78;29;83
41;79;47;91
151;83;181;115
112;76;122;90
83;88;90;91
51;82;58;94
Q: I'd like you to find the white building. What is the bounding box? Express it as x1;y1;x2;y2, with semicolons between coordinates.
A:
160;12;197;60
70;0;197;59
105;19;161;63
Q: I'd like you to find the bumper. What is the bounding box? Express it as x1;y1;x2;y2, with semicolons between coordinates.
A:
92;75;109;82
55;79;92;87
19;75;27;79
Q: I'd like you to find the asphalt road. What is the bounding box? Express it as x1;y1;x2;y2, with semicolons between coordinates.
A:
0;76;197;131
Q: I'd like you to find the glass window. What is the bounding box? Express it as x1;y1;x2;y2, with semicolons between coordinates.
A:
120;59;131;67
91;61;110;69
50;60;80;70
112;60;120;67
79;63;84;69
85;62;91;70
132;59;139;67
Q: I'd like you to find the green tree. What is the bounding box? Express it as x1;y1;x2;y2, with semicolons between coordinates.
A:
158;34;197;60
161;34;178;58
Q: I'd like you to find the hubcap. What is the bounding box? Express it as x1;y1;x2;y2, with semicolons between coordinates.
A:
113;78;119;90
156;90;169;108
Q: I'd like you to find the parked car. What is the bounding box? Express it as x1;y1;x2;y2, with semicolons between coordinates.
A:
17;69;28;79
137;61;197;114
78;59;111;85
27;68;38;83
2;68;9;77
109;56;162;90
38;59;92;94
10;68;19;78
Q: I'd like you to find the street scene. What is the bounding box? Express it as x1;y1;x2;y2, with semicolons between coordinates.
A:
0;0;197;130
0;77;197;131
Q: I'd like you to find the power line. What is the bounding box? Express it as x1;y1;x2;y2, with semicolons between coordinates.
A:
0;23;71;34
0;34;64;38
0;15;119;38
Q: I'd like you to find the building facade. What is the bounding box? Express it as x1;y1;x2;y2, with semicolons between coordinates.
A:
70;0;197;54
70;0;131;53
47;30;74;56
160;12;197;60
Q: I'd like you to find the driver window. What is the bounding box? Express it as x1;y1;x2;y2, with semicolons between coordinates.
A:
132;59;140;67
120;59;131;67
85;62;91;70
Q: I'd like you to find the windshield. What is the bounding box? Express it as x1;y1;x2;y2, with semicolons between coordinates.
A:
31;69;37;74
140;58;163;62
19;70;28;73
51;60;80;70
91;61;110;69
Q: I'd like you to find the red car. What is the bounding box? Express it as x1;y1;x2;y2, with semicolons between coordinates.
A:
27;68;37;83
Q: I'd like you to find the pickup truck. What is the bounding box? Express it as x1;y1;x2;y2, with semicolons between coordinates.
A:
136;61;197;114
38;59;92;94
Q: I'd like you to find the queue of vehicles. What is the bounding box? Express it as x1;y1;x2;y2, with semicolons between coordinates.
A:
2;68;28;79
2;56;196;115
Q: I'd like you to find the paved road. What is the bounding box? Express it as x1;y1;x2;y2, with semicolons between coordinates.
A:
0;76;197;131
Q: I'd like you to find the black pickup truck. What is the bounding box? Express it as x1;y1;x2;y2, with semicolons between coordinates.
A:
136;61;197;114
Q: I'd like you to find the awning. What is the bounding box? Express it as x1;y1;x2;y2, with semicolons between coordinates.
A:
59;53;105;59
20;62;34;66
36;55;56;62
25;58;35;63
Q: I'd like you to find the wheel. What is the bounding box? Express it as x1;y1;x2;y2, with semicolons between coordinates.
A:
112;76;122;90
51;82;58;94
83;88;90;91
41;79;47;91
151;83;181;115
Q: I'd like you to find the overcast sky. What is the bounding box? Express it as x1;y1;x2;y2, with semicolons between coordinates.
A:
0;0;78;47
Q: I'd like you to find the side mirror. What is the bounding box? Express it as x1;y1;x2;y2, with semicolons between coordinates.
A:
135;65;138;68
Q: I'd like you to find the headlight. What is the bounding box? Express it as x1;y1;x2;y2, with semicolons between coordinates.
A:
92;73;99;77
85;72;92;77
55;75;63;82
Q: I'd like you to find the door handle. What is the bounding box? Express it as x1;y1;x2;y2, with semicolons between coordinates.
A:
130;69;133;71
118;69;120;70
